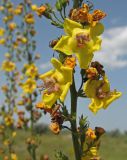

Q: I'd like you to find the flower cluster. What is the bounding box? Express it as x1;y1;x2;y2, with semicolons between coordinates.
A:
35;1;122;160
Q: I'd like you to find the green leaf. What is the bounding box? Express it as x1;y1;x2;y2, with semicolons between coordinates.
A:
55;1;62;11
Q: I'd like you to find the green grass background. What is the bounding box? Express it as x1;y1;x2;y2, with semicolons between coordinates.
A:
3;130;126;160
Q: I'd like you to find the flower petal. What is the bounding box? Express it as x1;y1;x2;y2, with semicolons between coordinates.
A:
103;91;122;109
92;36;102;52
76;51;94;69
64;18;82;35
91;23;104;36
60;66;73;83
51;57;62;69
42;92;59;108
39;70;54;79
54;36;74;55
60;82;71;102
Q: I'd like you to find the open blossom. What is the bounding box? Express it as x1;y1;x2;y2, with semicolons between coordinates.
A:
54;18;104;69
21;78;36;94
36;58;72;109
24;63;38;78
84;76;122;113
2;60;16;72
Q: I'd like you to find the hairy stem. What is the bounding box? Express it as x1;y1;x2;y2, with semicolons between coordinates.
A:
70;75;81;160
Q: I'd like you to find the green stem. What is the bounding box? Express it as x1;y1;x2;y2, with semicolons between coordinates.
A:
52;12;63;23
60;10;65;20
32;148;37;160
73;0;79;8
70;75;81;160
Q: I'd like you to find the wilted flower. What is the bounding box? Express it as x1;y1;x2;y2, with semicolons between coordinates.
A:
49;122;60;134
86;128;96;140
36;5;47;17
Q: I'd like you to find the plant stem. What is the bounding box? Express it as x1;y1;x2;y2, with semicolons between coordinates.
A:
70;75;81;160
73;0;79;8
29;94;34;135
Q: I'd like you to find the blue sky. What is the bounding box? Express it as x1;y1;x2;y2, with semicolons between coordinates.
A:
0;0;127;132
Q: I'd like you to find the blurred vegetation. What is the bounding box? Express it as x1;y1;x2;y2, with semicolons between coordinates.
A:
1;126;127;160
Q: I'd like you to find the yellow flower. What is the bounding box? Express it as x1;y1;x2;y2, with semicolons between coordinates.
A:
82;146;100;160
36;5;47;17
21;37;28;44
21;78;36;94
0;38;5;45
0;28;5;36
54;18;104;69
25;13;35;24
13;41;19;48
4;115;14;126
24;63;38;78
90;147;98;156
31;4;38;11
14;4;23;15
8;7;14;14
0;6;4;11
64;57;76;69
5;53;11;58
12;132;17;138
8;22;17;31
3;15;13;23
84;76;122;113
2;60;16;72
1;85;9;93
86;128;96;140
86;67;98;79
11;153;18;160
37;58;72;109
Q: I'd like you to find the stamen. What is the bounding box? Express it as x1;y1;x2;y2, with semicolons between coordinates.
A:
39;77;61;94
76;33;90;48
96;82;110;99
